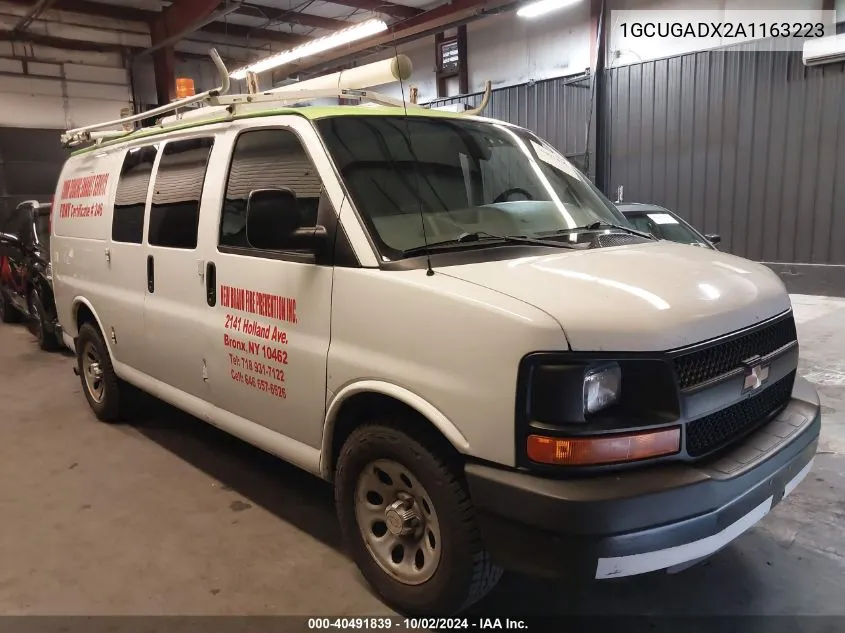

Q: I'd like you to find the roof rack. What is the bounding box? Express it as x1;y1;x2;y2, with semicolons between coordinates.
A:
61;48;230;148
60;49;493;149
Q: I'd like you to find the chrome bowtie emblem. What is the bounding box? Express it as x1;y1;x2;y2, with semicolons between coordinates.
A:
743;363;770;392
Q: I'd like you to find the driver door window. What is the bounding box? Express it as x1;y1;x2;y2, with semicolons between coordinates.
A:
219;128;321;253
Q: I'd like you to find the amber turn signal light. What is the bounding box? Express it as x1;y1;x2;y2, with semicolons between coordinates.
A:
527;427;681;466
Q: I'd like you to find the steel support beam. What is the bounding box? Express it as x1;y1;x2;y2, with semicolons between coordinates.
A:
323;0;421;19
0;29;147;52
41;0;317;47
12;0;60;32
148;0;227;104
200;21;310;45
590;0;608;192
51;0;155;22
153;45;177;104
151;0;226;45
236;3;349;30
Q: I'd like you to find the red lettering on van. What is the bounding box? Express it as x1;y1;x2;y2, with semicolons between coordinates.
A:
217;284;298;325
58;172;110;205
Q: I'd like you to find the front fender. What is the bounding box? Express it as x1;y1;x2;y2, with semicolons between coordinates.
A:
319;380;471;480
70;297;116;358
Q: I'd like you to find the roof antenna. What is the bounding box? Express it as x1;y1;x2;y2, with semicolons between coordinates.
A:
391;33;434;277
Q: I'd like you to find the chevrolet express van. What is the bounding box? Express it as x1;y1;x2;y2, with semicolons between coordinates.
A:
51;92;820;615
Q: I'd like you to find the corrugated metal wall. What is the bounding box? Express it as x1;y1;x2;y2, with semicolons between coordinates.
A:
427;73;592;171
606;50;845;266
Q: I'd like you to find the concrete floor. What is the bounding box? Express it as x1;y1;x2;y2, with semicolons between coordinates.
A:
0;294;843;617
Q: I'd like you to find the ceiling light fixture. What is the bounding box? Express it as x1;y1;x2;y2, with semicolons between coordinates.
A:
516;0;582;19
230;18;389;79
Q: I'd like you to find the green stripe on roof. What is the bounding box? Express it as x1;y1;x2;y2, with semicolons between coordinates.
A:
70;105;470;156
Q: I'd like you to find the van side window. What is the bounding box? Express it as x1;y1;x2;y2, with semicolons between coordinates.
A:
219;129;321;250
113;145;157;243
148;137;214;249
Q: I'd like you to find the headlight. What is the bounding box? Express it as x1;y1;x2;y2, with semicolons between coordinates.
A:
528;361;623;424
583;362;621;414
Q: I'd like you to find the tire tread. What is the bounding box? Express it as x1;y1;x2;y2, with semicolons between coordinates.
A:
335;419;501;615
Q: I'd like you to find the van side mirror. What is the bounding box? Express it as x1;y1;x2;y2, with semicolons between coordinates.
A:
0;232;21;247
245;188;328;253
705;233;721;245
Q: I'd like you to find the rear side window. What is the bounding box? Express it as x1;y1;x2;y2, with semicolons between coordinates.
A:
220;129;321;249
148;137;214;249
113;146;158;243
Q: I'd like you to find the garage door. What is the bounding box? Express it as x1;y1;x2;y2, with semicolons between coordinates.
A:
0;127;69;226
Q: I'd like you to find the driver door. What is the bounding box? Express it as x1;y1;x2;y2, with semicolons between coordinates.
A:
203;121;335;451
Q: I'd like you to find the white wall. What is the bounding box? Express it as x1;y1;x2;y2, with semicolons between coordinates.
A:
358;2;591;103
0;0;142;129
0;42;133;129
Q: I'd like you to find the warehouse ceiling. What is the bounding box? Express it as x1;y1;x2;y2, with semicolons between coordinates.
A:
0;0;511;69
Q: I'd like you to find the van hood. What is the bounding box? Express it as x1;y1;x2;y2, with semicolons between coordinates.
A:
440;241;791;352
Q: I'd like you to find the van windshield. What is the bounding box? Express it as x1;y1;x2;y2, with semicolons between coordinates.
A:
316;115;631;258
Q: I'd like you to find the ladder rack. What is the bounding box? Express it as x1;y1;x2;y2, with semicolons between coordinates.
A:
61;48;492;149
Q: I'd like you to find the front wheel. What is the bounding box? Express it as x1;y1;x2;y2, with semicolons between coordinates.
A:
76;322;125;422
335;422;502;615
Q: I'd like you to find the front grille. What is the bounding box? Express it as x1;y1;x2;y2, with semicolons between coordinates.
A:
686;371;795;457
674;315;797;390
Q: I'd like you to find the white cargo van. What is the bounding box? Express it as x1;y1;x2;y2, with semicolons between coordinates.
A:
51;57;820;616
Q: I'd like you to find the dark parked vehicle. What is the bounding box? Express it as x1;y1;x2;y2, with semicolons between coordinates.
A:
617;202;721;249
0;200;62;349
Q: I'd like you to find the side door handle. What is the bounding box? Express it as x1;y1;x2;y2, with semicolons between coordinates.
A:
206;261;216;306
147;255;155;293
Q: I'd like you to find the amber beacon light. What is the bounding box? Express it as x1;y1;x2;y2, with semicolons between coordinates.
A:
527;427;681;466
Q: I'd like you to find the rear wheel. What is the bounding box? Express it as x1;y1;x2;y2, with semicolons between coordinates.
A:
335;421;502;615
30;292;58;351
0;291;19;323
76;322;125;422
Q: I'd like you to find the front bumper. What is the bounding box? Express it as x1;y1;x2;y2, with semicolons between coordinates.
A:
465;376;821;579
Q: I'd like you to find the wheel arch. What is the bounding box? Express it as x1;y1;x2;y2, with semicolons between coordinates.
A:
71;298;115;355
320;381;470;480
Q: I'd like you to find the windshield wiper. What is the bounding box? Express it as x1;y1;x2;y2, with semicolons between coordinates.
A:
402;231;578;257
547;221;654;240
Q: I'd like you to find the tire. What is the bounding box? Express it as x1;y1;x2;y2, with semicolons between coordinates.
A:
0;290;19;323
335;421;502;616
30;292;58;351
76;322;125;422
